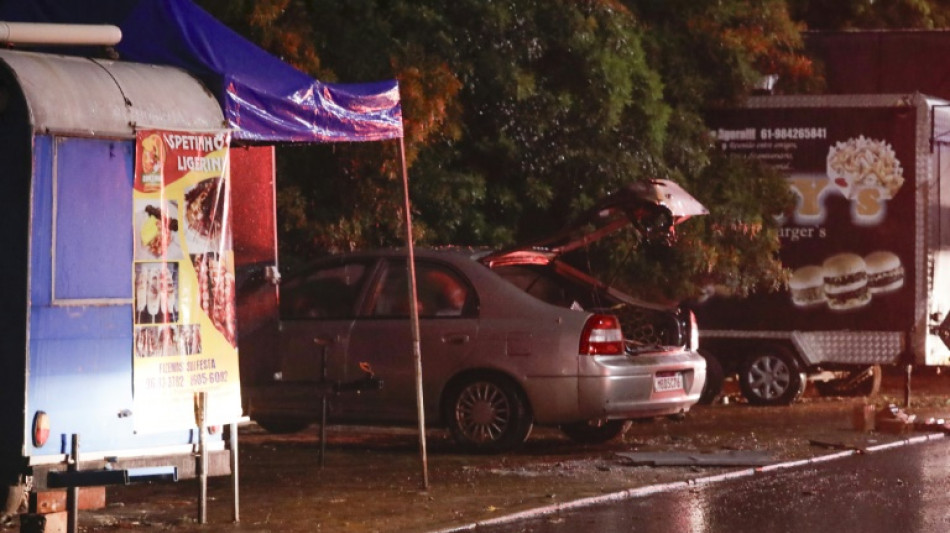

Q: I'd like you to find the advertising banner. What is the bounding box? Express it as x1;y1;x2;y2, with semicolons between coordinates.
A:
699;105;916;331
132;129;242;432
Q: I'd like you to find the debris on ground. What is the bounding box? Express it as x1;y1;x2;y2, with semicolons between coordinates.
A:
875;403;917;434
851;403;877;432
6;370;950;533
851;401;950;437
615;450;775;467
913;417;950;433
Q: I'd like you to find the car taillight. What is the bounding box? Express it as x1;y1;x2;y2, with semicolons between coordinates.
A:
580;314;625;355
689;310;700;352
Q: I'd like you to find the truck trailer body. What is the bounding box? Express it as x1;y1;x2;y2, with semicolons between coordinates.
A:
698;93;950;404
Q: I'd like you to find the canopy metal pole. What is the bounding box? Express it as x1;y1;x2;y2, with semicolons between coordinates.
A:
197;392;209;524
399;135;429;490
230;419;240;523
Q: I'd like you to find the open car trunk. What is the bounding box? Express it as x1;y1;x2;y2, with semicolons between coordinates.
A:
480;179;707;349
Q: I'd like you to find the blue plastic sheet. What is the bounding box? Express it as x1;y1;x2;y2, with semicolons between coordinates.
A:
0;0;403;143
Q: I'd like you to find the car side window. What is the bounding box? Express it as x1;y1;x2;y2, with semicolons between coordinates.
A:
370;261;472;318
280;262;370;319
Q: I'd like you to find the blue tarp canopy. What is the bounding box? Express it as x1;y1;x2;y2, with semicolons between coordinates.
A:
0;0;403;143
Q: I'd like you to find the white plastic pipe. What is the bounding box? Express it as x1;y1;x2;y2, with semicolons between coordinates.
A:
0;22;122;46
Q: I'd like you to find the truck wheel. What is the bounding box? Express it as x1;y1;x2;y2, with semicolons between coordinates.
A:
444;375;533;454
697;350;724;405
560;420;629;444
739;348;806;406
814;365;882;397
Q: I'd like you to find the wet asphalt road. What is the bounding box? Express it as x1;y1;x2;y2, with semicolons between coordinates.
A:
478;439;950;533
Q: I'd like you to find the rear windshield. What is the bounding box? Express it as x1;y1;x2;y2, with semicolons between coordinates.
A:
492;263;684;347
491;264;611;310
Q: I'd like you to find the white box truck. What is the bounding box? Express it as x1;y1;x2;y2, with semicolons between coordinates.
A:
697;93;950;405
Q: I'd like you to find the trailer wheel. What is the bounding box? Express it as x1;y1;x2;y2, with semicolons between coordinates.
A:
444;374;533;454
814;365;882;397
739;347;806;406
697;350;724;405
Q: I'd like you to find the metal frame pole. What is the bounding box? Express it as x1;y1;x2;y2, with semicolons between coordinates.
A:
197;392;208;524
398;136;428;489
230;421;240;522
66;434;79;533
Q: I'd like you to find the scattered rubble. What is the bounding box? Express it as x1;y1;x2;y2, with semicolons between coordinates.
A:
615;450;775;467
3;371;950;533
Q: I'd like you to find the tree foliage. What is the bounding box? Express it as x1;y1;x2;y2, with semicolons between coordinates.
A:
196;0;820;301
788;0;950;29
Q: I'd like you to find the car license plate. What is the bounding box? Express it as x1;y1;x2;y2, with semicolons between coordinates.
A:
653;371;684;393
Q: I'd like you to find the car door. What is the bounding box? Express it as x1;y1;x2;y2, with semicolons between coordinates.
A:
276;258;377;417
345;257;480;422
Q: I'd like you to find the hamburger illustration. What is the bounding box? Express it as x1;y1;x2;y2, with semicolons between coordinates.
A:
822;253;871;311
865;250;904;294
789;265;826;307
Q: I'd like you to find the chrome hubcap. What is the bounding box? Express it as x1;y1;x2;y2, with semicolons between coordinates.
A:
455;382;511;444
747;355;791;399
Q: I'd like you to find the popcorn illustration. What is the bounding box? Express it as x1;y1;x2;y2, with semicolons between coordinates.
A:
826;136;904;200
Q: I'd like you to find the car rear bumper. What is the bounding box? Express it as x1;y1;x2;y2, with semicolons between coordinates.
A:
526;350;707;424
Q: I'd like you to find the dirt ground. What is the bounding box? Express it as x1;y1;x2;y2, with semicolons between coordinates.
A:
6;367;950;533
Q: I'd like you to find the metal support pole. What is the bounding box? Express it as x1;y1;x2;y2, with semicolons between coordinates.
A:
230;421;240;523
197;392;208;524
904;364;913;408
398;135;429;490
315;337;330;469
320;397;327;469
66;434;79;533
320;343;327;469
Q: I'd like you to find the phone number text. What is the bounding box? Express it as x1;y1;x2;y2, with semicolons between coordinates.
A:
759;128;827;140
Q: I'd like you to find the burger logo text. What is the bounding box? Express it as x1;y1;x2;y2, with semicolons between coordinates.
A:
787;176;890;227
786;137;904;228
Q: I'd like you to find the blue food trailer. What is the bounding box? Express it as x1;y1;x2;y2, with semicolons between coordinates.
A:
0;1;404;527
0;47;246;524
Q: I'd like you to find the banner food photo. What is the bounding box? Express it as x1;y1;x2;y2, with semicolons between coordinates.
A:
132;129;242;433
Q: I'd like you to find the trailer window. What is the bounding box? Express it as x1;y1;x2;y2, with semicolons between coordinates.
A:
53;137;134;303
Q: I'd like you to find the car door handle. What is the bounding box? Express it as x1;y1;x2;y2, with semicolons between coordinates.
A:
443;333;471;345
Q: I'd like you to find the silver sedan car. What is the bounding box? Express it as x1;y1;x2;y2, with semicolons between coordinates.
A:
241;181;708;453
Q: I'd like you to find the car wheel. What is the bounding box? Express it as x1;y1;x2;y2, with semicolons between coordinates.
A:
697;349;724;405
445;376;533;453
814;365;882;397
560;420;629;444
739;347;806;406
253;417;310;434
